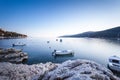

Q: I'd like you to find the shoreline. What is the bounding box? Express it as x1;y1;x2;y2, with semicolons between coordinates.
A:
0;36;27;39
0;59;119;80
0;48;28;63
0;48;120;80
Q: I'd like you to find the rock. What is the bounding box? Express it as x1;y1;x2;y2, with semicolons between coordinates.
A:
0;62;57;80
42;59;120;80
0;48;28;63
0;59;119;80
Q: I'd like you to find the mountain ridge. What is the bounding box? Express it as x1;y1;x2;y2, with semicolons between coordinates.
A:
61;26;120;38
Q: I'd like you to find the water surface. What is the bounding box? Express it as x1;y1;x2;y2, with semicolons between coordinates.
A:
0;37;120;67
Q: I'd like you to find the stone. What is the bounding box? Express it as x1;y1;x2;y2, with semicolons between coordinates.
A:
0;59;119;80
0;62;57;80
42;59;119;80
0;48;28;63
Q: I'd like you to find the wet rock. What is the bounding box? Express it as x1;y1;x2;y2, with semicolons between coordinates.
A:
0;48;28;63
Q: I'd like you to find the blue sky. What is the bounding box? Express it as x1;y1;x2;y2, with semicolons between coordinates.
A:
0;0;120;37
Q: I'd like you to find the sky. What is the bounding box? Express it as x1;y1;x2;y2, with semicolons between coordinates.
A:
0;0;120;37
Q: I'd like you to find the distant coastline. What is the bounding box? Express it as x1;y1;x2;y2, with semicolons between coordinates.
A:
0;28;27;39
61;26;120;39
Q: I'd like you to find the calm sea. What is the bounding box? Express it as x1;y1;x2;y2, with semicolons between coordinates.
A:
0;37;120;67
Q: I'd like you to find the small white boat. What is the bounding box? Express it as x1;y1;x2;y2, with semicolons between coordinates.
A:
108;55;120;72
47;41;50;43
52;50;74;56
56;39;58;41
12;43;26;46
60;39;62;42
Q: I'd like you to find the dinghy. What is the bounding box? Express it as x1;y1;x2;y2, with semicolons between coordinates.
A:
60;39;62;42
108;55;120;72
52;50;74;56
12;43;26;47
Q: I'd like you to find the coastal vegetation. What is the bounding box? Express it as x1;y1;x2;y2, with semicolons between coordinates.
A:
0;28;27;39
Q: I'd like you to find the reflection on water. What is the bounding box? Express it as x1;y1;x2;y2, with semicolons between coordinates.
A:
0;37;120;67
53;54;74;59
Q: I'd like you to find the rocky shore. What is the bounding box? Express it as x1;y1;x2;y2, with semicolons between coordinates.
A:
0;48;28;63
0;28;27;39
0;59;119;80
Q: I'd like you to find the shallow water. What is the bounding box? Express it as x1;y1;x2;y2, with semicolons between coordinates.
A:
0;37;120;67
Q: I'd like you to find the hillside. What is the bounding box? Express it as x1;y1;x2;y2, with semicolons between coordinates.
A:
0;28;27;39
61;26;120;38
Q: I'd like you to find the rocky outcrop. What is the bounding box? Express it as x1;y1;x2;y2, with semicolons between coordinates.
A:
0;62;57;80
0;48;28;63
43;59;119;80
0;59;119;80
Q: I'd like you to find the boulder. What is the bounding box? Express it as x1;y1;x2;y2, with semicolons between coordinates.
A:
0;48;28;63
0;62;57;80
42;59;119;80
0;59;119;80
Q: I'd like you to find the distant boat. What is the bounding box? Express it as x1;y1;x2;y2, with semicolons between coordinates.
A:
60;39;62;42
12;43;26;47
47;41;50;43
52;50;74;56
56;39;58;41
108;55;120;72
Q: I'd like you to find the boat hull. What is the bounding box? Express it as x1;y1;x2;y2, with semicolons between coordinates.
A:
54;52;74;56
108;63;120;72
52;50;74;56
12;44;26;46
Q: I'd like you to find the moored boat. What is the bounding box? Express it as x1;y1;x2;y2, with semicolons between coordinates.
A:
52;50;74;56
12;43;26;46
108;55;120;72
60;39;62;42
